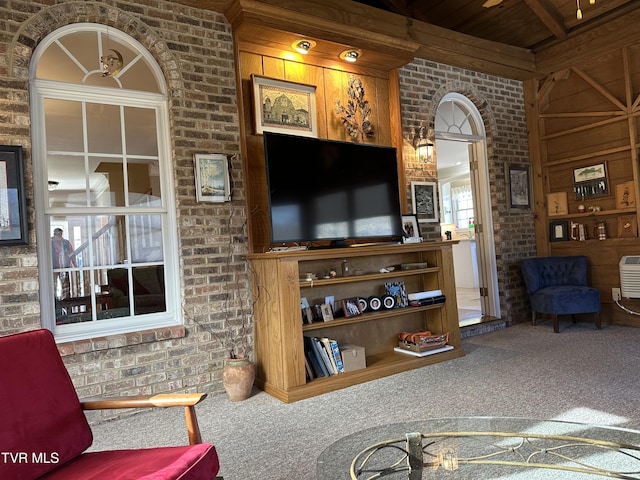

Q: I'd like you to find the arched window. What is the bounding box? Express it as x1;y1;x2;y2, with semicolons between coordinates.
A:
30;24;179;342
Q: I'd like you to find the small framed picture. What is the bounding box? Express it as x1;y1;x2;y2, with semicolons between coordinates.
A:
549;220;569;242
320;304;334;322
573;163;607;183
194;153;231;203
0;146;28;246
251;75;317;138
618;215;637;238
342;297;362;317
506;163;532;211
401;214;420;238
411;182;438;223
615;181;635;209
547;192;568;216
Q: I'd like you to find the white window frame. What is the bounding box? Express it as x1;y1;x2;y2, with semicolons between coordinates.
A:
30;25;180;343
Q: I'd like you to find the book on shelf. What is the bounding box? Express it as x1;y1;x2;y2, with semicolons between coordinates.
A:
393;344;454;357
304;335;346;376
328;338;344;373
314;337;336;375
303;336;328;377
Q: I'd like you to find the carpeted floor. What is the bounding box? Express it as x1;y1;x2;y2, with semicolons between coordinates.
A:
89;322;640;479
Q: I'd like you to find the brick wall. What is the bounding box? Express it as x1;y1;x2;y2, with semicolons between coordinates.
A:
398;58;535;325
0;0;247;420
0;0;534;420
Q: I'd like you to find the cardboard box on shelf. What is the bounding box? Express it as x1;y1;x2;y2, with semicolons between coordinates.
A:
341;343;366;372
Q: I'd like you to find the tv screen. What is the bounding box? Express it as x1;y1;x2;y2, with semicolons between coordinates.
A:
264;132;404;246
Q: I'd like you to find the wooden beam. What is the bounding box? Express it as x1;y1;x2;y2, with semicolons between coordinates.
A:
523;0;567;41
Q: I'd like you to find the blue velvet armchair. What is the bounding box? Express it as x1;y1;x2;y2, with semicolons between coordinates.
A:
520;255;601;333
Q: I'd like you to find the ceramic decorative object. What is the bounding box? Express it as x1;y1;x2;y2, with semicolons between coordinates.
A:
222;357;255;402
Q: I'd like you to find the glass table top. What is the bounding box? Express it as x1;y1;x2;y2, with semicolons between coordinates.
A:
316;417;640;479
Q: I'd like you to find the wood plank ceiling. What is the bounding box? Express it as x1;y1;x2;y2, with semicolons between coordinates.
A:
353;0;637;52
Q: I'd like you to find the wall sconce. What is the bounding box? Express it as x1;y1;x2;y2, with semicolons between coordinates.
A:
47;181;59;191
292;39;316;54
339;49;361;63
412;126;435;163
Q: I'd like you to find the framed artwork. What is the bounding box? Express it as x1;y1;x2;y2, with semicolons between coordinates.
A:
401;214;420;238
549;220;569;242
573;162;608;199
411;182;438;223
618;215;637;238
547;192;568;216
506;163;532;210
615;181;635;209
0;146;28;246
251;75;317;137
194;153;231;203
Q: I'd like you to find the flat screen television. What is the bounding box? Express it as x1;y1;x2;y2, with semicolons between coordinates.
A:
264;132;405;247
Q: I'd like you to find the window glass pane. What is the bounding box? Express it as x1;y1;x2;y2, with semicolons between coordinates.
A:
129;214;164;263
92;157;124;207
44;99;83;152
36;42;87;83
128;160;162;206
124;107;158;156
105;265;166;316
47;153;88;208
87;103;122;154
91;215;128;266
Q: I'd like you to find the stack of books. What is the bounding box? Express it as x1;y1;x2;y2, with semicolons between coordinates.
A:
303;336;344;379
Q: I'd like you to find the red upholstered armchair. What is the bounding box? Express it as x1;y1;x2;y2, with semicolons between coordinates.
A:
0;329;222;480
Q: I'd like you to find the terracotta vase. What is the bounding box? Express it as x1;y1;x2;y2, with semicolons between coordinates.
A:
222;357;255;402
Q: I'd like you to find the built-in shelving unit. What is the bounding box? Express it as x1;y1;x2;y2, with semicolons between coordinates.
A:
247;241;464;403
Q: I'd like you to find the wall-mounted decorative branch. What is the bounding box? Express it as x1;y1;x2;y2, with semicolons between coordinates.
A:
334;76;374;142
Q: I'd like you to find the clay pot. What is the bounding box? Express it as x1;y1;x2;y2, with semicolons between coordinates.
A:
222;357;255;402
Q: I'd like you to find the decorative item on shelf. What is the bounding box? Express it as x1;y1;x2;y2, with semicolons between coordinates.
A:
618;215;637;238
578;204;586;213
397;331;449;353
594;221;607;240
341;259;350;277
570;221;588;241
385;281;408;308
573;163;608;199
615;181;635;209
367;296;382;311
547;192;568;216
334;75;374;142
342;297;363;317
549;220;569;242
588;205;602;213
411;126;434;164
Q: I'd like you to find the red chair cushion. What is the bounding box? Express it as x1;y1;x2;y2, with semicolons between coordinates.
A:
0;329;93;479
40;444;220;480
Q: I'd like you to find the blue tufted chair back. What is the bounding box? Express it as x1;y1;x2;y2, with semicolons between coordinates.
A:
521;256;588;294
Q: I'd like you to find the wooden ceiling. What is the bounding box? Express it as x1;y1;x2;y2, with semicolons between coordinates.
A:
352;0;638;52
175;0;640;79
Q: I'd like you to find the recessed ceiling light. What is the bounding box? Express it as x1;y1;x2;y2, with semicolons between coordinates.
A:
292;39;316;55
339;49;361;63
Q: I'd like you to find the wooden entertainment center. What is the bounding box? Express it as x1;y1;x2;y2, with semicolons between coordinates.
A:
247;241;463;403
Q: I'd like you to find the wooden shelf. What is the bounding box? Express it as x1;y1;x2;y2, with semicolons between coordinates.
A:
248;241;463;402
548;207;636;221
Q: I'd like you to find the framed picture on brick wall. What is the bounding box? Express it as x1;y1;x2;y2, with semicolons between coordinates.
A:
194;153;231;203
506;163;532;211
0;146;28;246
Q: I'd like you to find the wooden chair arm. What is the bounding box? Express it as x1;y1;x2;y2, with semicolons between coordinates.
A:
81;393;207;445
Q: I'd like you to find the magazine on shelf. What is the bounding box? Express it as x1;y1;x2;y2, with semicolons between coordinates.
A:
393;345;454;357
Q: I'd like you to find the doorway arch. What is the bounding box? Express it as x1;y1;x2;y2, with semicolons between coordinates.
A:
435;93;500;322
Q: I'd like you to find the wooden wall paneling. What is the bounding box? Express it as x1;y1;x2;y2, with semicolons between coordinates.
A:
324;69;348;141
239;51;270;252
374;76;391;146
283;61;328;138
388;69;406;204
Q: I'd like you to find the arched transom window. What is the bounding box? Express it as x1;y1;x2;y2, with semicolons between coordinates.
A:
30;24;179;342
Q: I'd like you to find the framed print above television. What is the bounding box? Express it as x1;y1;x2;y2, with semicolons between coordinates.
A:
0;146;28;246
411;182;438;223
194;153;231;203
251;75;317;138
